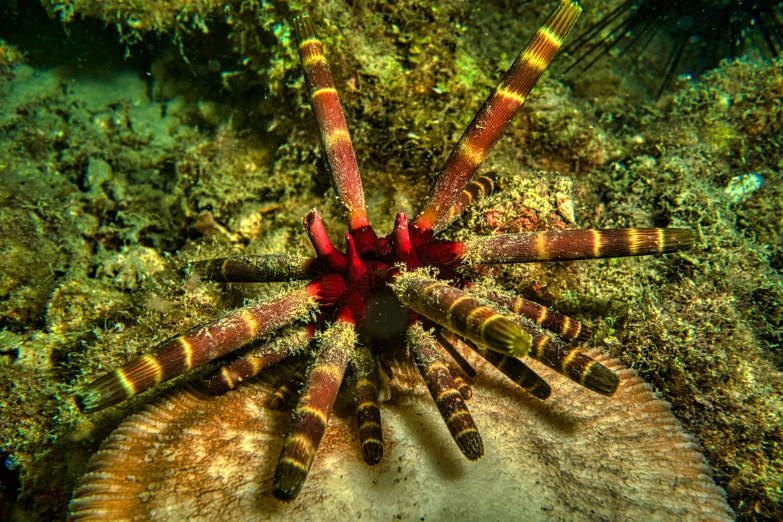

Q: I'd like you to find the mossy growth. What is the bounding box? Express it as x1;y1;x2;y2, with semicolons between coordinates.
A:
543;57;782;519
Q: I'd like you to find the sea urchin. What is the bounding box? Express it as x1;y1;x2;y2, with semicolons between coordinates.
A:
74;0;694;503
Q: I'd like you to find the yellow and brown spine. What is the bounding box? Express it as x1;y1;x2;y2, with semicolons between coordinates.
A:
413;0;582;231
432;331;474;398
434;175;495;233
478;287;590;342
407;322;483;460
269;366;307;410
194;254;317;283
524;327;619;396
390;271;531;358
293;15;369;235
445;362;472;400
461;228;695;264
351;345;383;465
470;341;552;400
202;325;316;395
76;283;321;413
273;310;357;502
434;329;477;378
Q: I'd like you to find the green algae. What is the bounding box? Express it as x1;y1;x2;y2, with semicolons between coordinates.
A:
0;0;781;520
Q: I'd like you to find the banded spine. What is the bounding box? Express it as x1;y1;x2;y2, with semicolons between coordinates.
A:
293;15;369;235
479;288;591;342
273;313;357;502
523;326;619;396
469;342;551;400
413;0;581;231
390;272;531;358
435;329;477;378
351;345;383;465
434;175;495;233
461;228;695;264
269;366;307;410
407;322;483;460
446;363;472;400
201;325;316;395
76;284;321;413
194;254;316;283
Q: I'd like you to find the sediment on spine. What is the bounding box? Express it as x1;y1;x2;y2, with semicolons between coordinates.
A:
461;228;695;264
390;270;531;358
193;254;317;283
76;284;319;413
202;325;316;395
273;314;357;502
406;322;483;460
413;0;581;230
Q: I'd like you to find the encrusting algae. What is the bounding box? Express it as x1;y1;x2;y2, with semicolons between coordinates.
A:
0;0;781;520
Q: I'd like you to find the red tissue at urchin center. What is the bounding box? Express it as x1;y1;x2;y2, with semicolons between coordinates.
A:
305;209;464;341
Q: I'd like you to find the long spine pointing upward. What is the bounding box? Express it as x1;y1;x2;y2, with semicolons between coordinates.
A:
413;0;582;231
293;15;370;237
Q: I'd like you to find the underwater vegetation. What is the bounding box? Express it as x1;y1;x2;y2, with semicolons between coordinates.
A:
0;0;780;520
564;0;783;97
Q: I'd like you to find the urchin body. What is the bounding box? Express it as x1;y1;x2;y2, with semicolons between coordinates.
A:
74;0;693;503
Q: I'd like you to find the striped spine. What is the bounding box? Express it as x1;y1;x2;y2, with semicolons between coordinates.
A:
76;284;321;413
461;228;695;264
201;325;316;395
469;342;551;400
273;312;356;502
435;329;477;378
351;345;383;465
194;254;316;283
293;15;368;234
447;363;472;400
390;272;532;358
407;322;483;460
269;366;307;410
434;175;494;233
479;288;591;342
523;325;618;396
413;0;581;231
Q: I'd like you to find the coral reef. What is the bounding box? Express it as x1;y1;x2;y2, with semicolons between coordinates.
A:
0;0;780;519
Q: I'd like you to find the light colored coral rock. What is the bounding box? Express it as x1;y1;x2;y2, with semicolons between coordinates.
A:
69;352;732;522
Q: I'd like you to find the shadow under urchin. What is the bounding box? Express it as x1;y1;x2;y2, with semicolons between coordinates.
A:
563;0;783;97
